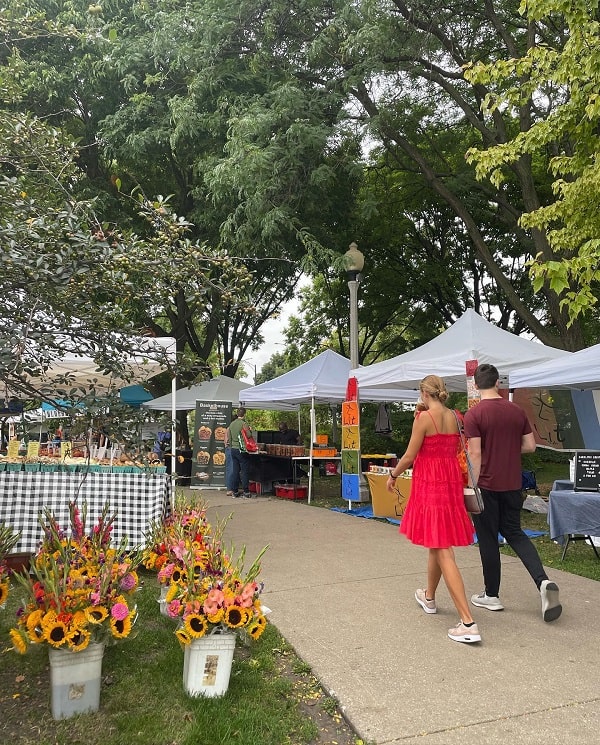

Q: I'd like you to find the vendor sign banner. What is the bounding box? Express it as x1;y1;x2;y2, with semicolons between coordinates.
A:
513;388;600;451
192;400;231;487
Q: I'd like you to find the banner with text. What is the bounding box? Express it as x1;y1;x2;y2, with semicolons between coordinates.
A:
192;400;231;487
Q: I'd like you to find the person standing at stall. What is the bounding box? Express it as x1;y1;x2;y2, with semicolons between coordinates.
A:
224;413;237;496
279;421;300;445
386;375;480;644
226;408;252;498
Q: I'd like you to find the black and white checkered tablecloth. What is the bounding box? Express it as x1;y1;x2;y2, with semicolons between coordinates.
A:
0;471;172;554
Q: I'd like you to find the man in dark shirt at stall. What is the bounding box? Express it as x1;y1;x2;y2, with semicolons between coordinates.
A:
279;421;300;445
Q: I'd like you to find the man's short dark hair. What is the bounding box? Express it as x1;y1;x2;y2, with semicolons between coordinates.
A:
474;363;499;390
237;407;246;417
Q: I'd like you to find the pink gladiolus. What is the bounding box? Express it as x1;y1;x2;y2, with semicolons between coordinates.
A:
111;602;129;620
172;540;187;561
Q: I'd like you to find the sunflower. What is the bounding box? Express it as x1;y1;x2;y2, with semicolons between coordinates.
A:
223;605;250;629
26;608;44;634
43;616;69;648
0;580;8;605
184;613;208;638
68;626;92;651
206;608;224;624
109;611;133;639
175;626;192;645
248;620;266;640
9;628;28;654
170;566;187;585
165;583;179;602
85;605;108;624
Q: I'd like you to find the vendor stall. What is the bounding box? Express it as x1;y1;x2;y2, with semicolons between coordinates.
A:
0;470;171;554
240;349;418;502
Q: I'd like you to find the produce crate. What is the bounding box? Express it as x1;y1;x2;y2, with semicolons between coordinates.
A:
6;463;23;472
310;448;337;458
275;483;308;499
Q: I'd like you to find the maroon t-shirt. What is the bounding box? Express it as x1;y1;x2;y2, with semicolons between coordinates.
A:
463;398;532;491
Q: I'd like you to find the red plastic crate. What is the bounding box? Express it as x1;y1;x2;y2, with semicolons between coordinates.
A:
275;484;307;499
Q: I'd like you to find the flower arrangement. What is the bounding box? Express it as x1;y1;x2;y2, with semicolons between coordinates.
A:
0;524;21;607
9;502;142;654
161;514;269;644
142;495;211;579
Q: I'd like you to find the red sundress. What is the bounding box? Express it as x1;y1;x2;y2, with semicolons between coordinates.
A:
399;413;475;549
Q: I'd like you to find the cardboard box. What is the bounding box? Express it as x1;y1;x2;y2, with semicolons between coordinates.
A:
365;472;412;518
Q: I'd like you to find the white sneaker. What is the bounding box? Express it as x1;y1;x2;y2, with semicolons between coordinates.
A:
540;580;562;622
415;588;437;614
471;592;504;611
448;621;481;644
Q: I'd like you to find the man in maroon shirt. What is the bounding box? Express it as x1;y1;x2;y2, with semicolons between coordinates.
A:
464;364;562;622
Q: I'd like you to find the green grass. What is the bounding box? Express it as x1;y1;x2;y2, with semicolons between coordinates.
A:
0;571;354;745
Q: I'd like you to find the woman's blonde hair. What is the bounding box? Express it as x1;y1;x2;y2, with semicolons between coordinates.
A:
419;375;449;403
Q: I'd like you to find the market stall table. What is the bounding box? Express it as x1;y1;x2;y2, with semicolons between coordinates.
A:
548;479;600;560
0;470;172;554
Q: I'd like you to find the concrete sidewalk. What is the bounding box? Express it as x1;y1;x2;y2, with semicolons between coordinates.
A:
191;489;600;744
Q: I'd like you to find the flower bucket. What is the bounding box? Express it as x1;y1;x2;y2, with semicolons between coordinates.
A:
48;642;105;719
158;585;170;617
183;631;236;698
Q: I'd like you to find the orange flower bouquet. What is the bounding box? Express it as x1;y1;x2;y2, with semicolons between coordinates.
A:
162;516;269;644
9;502;142;654
142;495;211;579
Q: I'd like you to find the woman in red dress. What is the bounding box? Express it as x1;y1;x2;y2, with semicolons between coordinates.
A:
386;375;480;644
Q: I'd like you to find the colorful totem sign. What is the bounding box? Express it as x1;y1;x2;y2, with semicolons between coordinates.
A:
341;382;361;501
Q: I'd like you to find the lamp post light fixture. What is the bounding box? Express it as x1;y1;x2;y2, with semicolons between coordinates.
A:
343;241;364;369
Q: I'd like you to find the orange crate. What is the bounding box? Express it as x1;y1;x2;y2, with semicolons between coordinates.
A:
310;448;337;457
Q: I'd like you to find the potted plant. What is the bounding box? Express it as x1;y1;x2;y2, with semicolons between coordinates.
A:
8;502;142;719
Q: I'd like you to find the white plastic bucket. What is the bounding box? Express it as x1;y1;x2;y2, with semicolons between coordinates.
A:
48;642;105;719
183;632;236;697
158;585;170;617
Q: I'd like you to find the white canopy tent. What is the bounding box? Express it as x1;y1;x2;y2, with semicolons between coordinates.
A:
143;375;252;411
509;343;600;390
25;337;176;393
6;336;177;467
351;309;571;392
240;349;420;501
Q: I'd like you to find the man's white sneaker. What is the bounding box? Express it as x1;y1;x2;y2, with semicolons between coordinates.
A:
471;592;504;611
540;580;562;622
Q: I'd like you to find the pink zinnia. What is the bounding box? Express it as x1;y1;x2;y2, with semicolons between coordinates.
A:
167;599;181;618
111;602;129;620
120;573;136;591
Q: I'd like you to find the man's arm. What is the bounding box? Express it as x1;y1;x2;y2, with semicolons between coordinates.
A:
467;436;482;486
521;432;536;453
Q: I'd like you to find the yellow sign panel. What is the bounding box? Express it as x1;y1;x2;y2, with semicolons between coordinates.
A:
342;426;359;450
27;441;40;458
